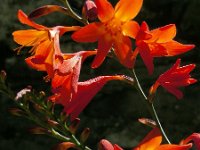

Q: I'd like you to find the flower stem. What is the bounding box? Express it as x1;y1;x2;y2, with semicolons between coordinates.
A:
131;69;171;144
62;0;89;25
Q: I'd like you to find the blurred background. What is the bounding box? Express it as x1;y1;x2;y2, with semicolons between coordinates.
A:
0;0;200;149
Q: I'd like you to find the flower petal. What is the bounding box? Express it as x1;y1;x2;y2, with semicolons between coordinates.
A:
122;21;140;39
113;36;135;68
91;35;112;68
157;144;192;150
150;24;176;43
64;75;125;120
72;23;104;42
138;42;154;75
95;0;114;22
183;133;200;150
12;30;48;46
17;10;46;30
134;128;162;150
25;56;46;71
162;41;195;56
161;84;183;99
115;0;143;22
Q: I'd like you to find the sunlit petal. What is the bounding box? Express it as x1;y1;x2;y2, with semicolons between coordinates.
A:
122;21;140;39
115;0;143;22
72;23;104;42
95;0;114;22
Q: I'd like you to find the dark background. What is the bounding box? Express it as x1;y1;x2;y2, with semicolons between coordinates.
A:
0;0;200;149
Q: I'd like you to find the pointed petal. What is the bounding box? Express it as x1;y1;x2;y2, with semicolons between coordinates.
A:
64;75;125;120
149;43;167;57
91;35;112;68
25;56;46;71
28;5;67;19
161;84;183;99
52;142;76;150
183;133;200;150
12;30;48;46
95;0;114;22
115;0;143;22
138;42;154;75
134;128;162;150
151;24;176;43
17;10;46;30
72;23;104;42
157;144;192;150
162;41;195;56
122;21;140;39
113;36;135;68
57;26;81;36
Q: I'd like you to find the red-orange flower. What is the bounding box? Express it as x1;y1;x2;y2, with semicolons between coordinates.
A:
150;59;197;99
49;50;97;104
72;0;143;68
49;75;126;120
181;133;200;150
12;10;80;77
133;128;192;150
135;22;195;74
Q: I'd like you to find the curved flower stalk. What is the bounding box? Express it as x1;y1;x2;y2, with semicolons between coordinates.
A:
12;10;80;77
72;0;143;68
150;59;197;99
135;22;195;74
50;75;129;121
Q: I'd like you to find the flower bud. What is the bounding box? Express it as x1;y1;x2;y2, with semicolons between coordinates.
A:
29;127;48;134
47;119;59;127
138;118;157;128
8;108;25;117
98;139;114;150
80;128;90;143
82;0;97;21
15;88;31;101
0;70;7;81
69;118;80;134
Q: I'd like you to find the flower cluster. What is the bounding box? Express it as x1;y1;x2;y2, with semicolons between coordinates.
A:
10;0;199;149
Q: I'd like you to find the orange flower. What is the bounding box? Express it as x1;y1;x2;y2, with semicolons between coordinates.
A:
135;22;195;74
72;0;143;68
49;50;97;104
150;59;197;99
133;128;192;150
50;75;126;120
12;10;80;77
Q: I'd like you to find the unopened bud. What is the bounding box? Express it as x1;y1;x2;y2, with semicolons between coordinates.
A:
138;118;157;128
39;91;46;97
82;0;97;21
29;127;48;134
47;119;59;127
80;128;90;143
8;108;25;117
69;118;80;134
0;70;7;81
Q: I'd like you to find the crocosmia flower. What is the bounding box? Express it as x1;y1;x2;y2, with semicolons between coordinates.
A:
135;22;195;74
133;128;192;150
12;10;80;77
150;59;197;99
72;0;143;68
49;75;127;120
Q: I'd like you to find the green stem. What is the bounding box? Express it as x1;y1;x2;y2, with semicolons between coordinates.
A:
131;69;171;144
63;0;89;25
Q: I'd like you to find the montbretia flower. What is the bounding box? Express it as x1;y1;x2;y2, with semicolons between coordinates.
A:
135;22;195;74
12;10;80;77
150;59;197;99
49;75;127;120
50;50;97;103
133;128;192;150
72;0;143;68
